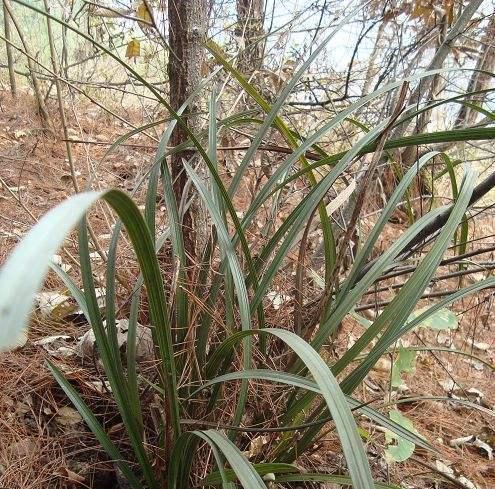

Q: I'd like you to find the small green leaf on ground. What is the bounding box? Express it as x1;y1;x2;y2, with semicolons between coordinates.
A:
384;410;419;463
410;307;458;330
391;347;416;388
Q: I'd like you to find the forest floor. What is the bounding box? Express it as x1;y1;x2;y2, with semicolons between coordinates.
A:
0;91;494;489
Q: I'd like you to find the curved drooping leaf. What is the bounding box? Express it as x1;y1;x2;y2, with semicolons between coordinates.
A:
0;190;181;439
48;362;144;489
0;192;102;350
169;430;267;489
201;329;375;489
191;367;433;453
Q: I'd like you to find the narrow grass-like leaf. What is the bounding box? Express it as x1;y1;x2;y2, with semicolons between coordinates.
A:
203;329;375;489
192;367;433;452
78;219;157;488
169;431;230;489
236;69;460;242
0;190;181;438
48;261;89;321
347;276;495;388
160;158;188;340
249;119;390;311
394;346;494;370
339;151;439;297
273;127;495;193
13;0;260;296
170;431;267;489
257;329;374;489
183;162;252;432
201;430;269;489
304;206;446;357
208;90;235;334
284;280;495;461
48;362;143;489
286;168;477;458
207;36;338;280
284;206;451;426
339;168;477;393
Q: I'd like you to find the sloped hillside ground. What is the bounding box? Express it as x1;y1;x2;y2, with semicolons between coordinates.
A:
0;92;494;489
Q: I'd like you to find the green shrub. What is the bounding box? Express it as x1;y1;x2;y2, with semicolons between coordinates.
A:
2;2;495;488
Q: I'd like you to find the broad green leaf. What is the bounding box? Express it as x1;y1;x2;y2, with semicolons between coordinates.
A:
391;347;417;388
384;410;418;463
410;307;458;330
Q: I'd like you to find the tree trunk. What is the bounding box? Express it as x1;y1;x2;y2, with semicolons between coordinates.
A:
3;0;51;128
454;15;495;128
235;0;264;74
394;0;484;143
377;0;484;205
167;0;207;258
3;0;17;97
361;19;387;96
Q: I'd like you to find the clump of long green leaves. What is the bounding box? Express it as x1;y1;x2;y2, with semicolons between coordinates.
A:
2;2;495;488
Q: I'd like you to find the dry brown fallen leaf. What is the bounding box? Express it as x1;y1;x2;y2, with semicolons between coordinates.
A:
55;406;82;426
